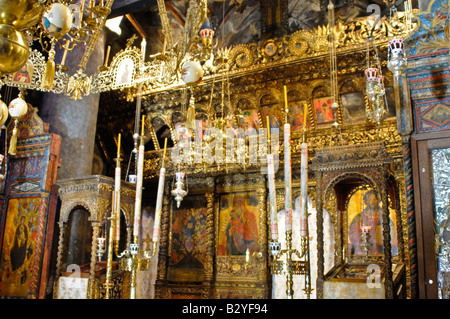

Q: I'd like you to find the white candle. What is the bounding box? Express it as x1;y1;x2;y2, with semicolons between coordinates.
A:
284;126;292;232
283;86;292;232
152;138;167;244
133;116;145;238
114;133;121;242
267;153;278;241
299;142;308;237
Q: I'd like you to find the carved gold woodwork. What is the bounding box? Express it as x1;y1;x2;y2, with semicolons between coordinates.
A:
136;10;413;300
53;175;136;299
310;142;406;299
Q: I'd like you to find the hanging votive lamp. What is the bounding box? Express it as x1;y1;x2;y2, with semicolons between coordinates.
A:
8;92;28;155
365;67;379;82
41;3;73;90
387;38;407;78
97;237;106;261
171;171;188;208
200;24;214;48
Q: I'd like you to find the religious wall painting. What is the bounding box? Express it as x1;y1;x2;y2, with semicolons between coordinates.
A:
237;109;261;136
218;191;260;257
168;196;207;282
346;187;398;257
11;61;33;86
288;100;310;130
341;92;367;124
313;97;336;125
0;196;44;298
261;94;283;130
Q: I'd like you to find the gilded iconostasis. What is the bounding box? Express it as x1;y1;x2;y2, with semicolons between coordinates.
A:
0;0;448;302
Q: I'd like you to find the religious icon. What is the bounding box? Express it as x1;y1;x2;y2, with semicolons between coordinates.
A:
341;92;367;124
314;97;335;125
167;196;207;282
238;109;260;136
289;101;309;130
0;197;42;298
11;62;33;86
347;188;398;256
218;192;260;256
115;57;134;86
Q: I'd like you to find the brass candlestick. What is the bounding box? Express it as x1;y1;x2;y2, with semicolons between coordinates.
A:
270;229;312;299
118;119;165;299
104;212;117;298
104;134;122;299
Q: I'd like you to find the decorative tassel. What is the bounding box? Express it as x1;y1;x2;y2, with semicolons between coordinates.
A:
8;120;18;155
185;96;196;131
41;46;56;90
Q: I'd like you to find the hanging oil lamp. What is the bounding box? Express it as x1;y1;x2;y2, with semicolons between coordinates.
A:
387;38;407;79
97;236;106;261
171;171;188;208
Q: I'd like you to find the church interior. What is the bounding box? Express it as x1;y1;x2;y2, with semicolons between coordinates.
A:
0;0;448;300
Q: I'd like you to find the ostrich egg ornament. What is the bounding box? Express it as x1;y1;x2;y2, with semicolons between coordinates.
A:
42;3;73;39
180;60;203;85
9;95;28;118
0;24;29;74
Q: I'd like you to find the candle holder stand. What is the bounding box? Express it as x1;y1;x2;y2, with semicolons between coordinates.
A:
270;229;312;299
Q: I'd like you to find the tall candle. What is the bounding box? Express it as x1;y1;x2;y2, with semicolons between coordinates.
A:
114;133;121;242
152;138;167;244
266;116;278;241
299;142;308;237
284;86;292;232
267;153;278;241
133;122;145;238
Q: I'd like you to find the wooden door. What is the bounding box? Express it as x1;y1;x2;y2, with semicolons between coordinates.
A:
412;131;450;299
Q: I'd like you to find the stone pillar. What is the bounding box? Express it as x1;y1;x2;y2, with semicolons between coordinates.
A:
40;33;105;179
